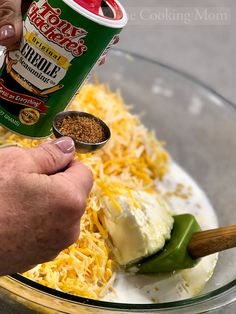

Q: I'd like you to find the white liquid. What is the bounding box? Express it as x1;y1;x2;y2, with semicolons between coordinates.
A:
103;162;218;304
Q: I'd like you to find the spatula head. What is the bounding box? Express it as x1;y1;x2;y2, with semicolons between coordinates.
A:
134;214;201;274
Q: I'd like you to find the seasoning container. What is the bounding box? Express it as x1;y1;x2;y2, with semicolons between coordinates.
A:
52;111;111;153
0;0;127;138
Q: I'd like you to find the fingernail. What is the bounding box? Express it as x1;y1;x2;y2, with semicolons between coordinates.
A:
0;25;15;41
52;137;75;154
98;56;106;66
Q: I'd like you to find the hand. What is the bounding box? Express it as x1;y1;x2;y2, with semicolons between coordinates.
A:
0;0;31;48
0;137;93;275
98;35;120;66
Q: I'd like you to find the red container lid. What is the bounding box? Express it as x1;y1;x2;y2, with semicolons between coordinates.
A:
72;0;123;20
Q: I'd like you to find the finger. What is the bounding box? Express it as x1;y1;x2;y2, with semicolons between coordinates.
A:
0;0;22;47
57;160;93;197
26;137;75;175
113;35;120;45
98;36;120;66
21;0;32;16
98;56;106;66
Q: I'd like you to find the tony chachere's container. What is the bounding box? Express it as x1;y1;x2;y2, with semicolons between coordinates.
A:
0;0;127;137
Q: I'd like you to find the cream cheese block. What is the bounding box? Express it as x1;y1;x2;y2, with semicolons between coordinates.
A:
101;190;174;265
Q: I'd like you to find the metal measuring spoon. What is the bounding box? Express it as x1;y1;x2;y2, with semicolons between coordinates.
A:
52;111;111;154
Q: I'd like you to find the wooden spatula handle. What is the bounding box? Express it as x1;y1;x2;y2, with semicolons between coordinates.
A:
188;225;236;259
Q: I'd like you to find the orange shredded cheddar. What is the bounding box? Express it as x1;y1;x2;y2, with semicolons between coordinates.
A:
0;83;169;299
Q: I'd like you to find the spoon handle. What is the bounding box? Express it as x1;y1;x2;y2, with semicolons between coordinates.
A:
188;225;236;259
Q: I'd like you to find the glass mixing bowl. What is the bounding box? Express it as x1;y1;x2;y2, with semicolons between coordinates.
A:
0;50;236;314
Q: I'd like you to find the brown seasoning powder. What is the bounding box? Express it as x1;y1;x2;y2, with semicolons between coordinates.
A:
56;115;106;143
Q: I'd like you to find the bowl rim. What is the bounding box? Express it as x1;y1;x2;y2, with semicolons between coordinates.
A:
9;273;236;311
8;49;236;312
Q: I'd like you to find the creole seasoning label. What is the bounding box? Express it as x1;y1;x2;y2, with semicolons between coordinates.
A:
0;0;127;137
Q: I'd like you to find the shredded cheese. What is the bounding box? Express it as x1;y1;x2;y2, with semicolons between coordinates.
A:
0;83;169;299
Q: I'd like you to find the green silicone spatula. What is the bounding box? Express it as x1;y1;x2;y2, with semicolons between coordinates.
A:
135;214;236;274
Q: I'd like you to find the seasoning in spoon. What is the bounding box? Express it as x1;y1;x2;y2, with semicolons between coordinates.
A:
55;115;107;143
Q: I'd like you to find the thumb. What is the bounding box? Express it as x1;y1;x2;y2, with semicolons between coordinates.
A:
26;137;76;175
0;0;22;47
